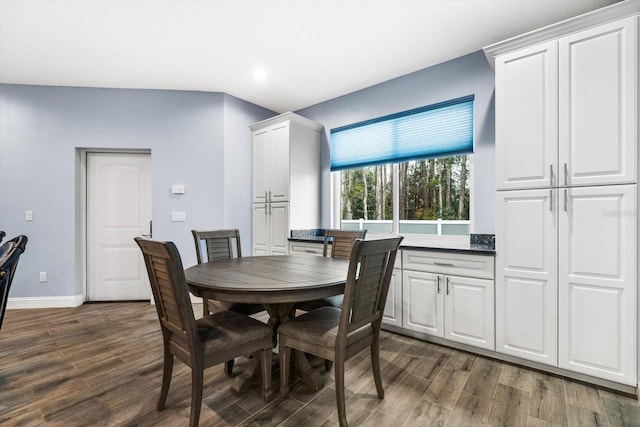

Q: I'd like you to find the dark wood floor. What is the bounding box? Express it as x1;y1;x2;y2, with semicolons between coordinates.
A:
1;302;639;426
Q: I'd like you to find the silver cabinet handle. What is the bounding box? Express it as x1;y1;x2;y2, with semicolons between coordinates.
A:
550;164;554;186
446;277;450;295
564;189;568;212
549;189;553;212
268;190;272;202
433;262;454;267
564;163;568;186
437;276;441;293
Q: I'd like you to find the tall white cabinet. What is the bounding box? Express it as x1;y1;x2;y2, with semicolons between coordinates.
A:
250;113;322;255
489;9;638;387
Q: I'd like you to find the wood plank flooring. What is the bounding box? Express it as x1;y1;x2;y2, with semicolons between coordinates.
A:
1;302;639;426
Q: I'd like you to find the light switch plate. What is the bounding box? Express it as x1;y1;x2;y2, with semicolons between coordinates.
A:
171;211;186;222
26;210;33;221
171;184;185;194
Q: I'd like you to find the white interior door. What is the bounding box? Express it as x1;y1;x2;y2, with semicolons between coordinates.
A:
87;152;152;301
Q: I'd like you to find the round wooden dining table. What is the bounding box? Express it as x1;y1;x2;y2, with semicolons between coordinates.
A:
184;255;350;396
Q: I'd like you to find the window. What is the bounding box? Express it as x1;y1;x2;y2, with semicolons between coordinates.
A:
332;96;474;237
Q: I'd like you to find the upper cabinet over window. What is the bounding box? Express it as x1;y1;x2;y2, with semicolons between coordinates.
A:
494;15;637;190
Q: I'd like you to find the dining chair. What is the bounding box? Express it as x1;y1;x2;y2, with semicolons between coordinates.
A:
0;231;5;243
297;229;367;312
191;229;266;376
135;238;273;427
0;235;28;330
191;229;264;313
278;236;403;427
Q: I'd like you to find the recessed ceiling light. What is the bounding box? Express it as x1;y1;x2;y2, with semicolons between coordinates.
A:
253;67;267;81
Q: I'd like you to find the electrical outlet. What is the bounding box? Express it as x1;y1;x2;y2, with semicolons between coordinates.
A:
26;210;34;221
39;272;47;282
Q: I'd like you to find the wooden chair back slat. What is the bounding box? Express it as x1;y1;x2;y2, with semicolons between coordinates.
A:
340;237;402;336
135;238;196;344
323;229;367;259
192;229;241;264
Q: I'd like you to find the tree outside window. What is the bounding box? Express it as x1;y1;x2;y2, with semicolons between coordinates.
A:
340;155;470;235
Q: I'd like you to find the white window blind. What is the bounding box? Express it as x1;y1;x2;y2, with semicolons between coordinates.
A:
330;95;474;171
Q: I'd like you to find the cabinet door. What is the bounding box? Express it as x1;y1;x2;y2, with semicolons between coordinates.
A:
558;185;636;385
382;269;402;328
444;276;494;350
252;204;269;256
252;129;269;203
269;202;289;255
268;122;290;203
558;17;637;186
495;41;558;190
496;189;558;365
402;270;443;337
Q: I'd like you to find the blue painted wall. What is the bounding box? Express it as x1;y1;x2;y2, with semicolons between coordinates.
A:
0;85;274;299
296;50;496;233
0;49;496;302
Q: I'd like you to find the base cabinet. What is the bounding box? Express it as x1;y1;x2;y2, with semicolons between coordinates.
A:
382;269;402;328
399;250;496;351
402;270;494;350
497;185;637;385
558;185;636;385
288;241;324;256
496;189;558;366
252;202;289;256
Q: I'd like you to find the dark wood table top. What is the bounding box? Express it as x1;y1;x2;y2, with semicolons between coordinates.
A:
184;255;349;304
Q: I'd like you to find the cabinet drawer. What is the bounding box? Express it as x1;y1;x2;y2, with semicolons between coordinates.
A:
289;241;324;256
402;250;494;279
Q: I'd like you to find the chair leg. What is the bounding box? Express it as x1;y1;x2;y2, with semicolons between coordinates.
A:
157;345;174;411
335;357;348;427
202;298;210;317
279;345;291;398
224;359;235;377
259;349;273;401
371;340;384;399
189;365;204;427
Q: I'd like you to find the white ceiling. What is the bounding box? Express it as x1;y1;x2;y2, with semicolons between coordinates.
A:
0;0;621;113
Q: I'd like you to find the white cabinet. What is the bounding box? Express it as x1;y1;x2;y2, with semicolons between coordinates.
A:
444;275;495;350
497;187;638;382
558;17;637;187
492;13;638;386
252;202;289;256
288;241;324;256
382;269;402;328
495;41;557;190
558;185;636;385
496;189;558;365
496;17;637;190
252;122;291;203
251;113;322;255
401;251;495;351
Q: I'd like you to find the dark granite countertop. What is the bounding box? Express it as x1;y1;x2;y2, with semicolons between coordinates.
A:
289;229;495;255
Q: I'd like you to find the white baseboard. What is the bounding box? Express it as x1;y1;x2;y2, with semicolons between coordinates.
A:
7;294;84;309
6;294;197;310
